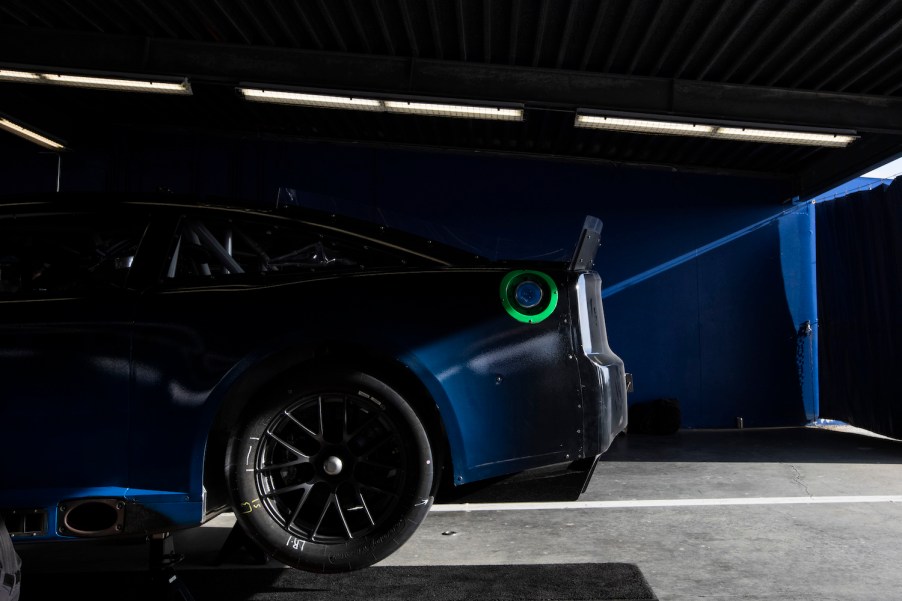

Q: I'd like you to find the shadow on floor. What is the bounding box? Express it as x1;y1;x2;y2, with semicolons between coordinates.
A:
20;562;658;601
602;425;902;464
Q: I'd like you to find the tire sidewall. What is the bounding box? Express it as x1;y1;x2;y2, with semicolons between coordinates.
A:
226;369;434;573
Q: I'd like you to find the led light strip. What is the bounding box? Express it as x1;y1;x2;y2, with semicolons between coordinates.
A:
0;69;40;82
575;112;858;147
383;100;523;120
237;87;525;122
714;127;856;147
0;117;65;150
237;88;382;110
0;68;191;94
575;115;715;136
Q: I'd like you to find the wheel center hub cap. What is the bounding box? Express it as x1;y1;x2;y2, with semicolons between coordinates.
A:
323;456;343;476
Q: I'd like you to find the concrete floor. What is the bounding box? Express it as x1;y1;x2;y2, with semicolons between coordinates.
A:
16;425;902;600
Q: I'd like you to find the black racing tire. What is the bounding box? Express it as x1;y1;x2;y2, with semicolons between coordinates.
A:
225;369;435;573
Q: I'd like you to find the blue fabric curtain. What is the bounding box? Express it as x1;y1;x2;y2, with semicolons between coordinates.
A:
816;178;902;438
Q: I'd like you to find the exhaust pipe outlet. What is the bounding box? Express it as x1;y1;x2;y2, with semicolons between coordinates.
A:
58;499;126;537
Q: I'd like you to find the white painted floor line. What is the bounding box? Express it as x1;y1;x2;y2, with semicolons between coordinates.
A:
430;495;902;512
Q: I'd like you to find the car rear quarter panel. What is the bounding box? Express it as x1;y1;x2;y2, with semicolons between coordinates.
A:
130;268;584;499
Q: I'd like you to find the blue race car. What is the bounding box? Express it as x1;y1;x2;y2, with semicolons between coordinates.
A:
0;193;628;573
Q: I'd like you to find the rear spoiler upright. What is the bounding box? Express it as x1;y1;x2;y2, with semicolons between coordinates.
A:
568;215;603;272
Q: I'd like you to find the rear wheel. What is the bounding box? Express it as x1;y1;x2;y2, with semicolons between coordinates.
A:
225;369;434;573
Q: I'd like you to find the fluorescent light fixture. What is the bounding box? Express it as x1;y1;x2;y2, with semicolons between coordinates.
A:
0;117;65;150
575;114;714;136
0;68;191;94
713;127;857;147
574;110;858;148
43;74;190;94
237;85;525;121
383;100;524;121
237;88;382;110
0;69;40;82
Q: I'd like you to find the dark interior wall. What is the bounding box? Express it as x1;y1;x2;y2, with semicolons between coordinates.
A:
816;180;902;439
1;132;806;429
0;136;64;193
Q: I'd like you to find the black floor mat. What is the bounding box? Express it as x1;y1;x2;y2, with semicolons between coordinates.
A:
21;563;657;601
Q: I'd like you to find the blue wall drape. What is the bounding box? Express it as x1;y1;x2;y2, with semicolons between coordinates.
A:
816;179;902;439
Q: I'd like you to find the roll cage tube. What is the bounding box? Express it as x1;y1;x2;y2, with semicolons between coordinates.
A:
166;216;363;279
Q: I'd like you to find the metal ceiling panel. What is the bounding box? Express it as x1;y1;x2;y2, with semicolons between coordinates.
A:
1;0;901;200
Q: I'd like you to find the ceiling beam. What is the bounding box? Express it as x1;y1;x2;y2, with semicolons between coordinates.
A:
3;25;902;134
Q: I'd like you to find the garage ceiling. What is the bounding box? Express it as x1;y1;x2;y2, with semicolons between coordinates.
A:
2;0;902;201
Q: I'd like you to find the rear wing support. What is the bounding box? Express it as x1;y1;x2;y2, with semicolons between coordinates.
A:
568;215;603;272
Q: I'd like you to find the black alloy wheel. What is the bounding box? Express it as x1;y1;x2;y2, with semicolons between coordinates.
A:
226;370;434;573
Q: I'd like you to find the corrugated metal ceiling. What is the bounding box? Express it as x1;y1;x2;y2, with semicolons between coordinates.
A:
1;0;902;199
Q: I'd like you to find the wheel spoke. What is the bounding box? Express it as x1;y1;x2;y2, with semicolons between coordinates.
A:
262;481;310;497
355;487;375;526
342;397;349;439
308;492;354;541
357;457;400;473
264;430;310;459
259;456;309;471
356;436;395;460
334;495;353;539
282;409;321;442
287;483;314;525
321;395;347;443
311;497;328;540
359;482;401;499
345;414;380;443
